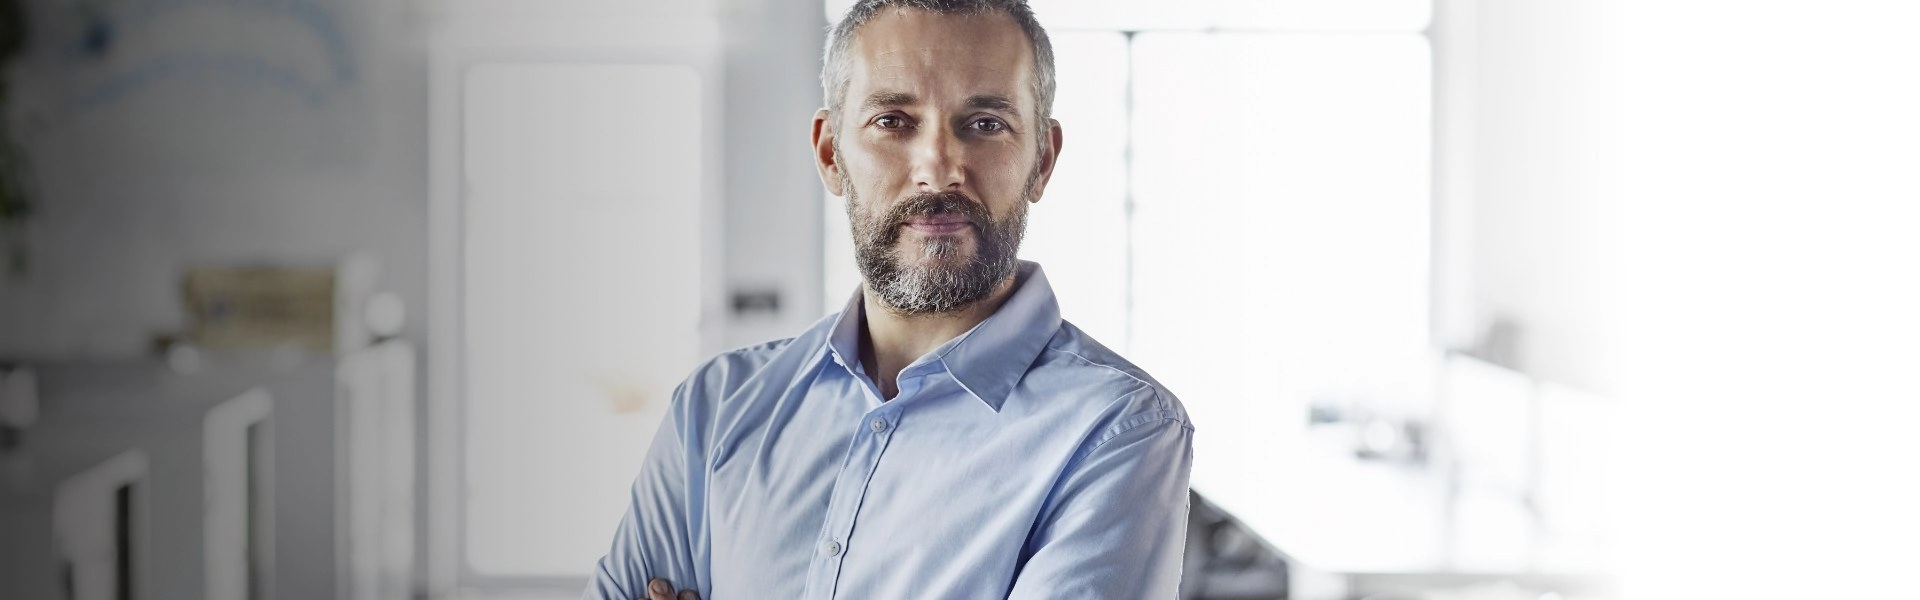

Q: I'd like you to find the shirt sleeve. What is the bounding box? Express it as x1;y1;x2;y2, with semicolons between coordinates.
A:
1006;411;1195;600
581;380;709;600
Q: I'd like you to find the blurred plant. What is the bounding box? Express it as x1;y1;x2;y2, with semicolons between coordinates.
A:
0;0;28;277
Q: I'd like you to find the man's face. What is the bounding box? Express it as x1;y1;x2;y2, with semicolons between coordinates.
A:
812;8;1062;315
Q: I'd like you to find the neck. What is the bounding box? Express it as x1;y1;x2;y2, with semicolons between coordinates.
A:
858;272;1021;400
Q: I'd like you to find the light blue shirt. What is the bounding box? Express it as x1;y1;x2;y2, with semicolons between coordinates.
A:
583;261;1195;599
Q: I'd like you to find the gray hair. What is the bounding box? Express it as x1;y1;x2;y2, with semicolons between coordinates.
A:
822;0;1056;137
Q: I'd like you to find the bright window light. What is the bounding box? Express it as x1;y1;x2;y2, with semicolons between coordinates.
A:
1017;31;1131;347
1125;33;1432;565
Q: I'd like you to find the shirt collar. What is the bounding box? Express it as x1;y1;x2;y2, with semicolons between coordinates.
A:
823;260;1062;412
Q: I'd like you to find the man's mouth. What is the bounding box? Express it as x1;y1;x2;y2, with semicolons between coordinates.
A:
901;214;973;235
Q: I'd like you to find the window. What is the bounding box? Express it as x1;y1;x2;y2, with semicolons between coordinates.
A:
1127;31;1432;523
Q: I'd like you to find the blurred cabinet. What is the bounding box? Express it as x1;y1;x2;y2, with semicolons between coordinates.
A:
337;341;416;600
0;362;335;600
203;389;274;600
51;449;146;600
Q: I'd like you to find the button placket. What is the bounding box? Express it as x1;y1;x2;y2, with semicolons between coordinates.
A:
806;405;904;599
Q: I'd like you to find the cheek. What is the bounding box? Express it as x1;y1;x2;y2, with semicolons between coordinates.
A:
841;140;905;182
980;151;1039;206
977;138;1035;176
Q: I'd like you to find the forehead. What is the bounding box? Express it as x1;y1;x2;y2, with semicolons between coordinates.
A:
846;8;1035;106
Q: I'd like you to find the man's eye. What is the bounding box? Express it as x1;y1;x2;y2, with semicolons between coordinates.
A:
970;118;1007;133
874;115;907;129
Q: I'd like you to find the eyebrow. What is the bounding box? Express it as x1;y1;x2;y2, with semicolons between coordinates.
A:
964;94;1022;119
860;91;917;112
858;91;1024;120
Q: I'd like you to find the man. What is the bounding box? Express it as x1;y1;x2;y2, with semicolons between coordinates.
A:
584;1;1193;598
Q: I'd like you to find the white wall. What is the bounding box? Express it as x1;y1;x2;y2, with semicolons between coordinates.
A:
716;0;832;348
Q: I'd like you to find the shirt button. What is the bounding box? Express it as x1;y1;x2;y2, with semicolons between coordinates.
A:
870;418;889;433
821;539;842;557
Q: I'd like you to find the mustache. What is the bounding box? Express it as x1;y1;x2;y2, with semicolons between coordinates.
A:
881;191;989;235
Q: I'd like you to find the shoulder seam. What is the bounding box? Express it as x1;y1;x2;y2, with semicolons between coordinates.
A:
1088;385;1192;452
725;337;796;356
1045;346;1158;397
1089;408;1191;453
1043;347;1189;448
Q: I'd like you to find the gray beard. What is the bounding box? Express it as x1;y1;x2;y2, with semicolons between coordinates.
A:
843;177;1032;316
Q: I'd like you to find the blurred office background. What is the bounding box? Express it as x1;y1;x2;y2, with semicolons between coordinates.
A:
0;0;1915;599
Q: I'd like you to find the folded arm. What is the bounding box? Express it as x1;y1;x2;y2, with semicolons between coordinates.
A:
582;382;709;600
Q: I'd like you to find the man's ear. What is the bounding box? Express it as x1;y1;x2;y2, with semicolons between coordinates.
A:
1027;118;1065;203
812;108;845;197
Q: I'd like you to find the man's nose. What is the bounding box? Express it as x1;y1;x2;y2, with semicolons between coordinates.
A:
910;126;965;193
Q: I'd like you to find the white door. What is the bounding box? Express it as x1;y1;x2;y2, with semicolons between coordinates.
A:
432;54;719;596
